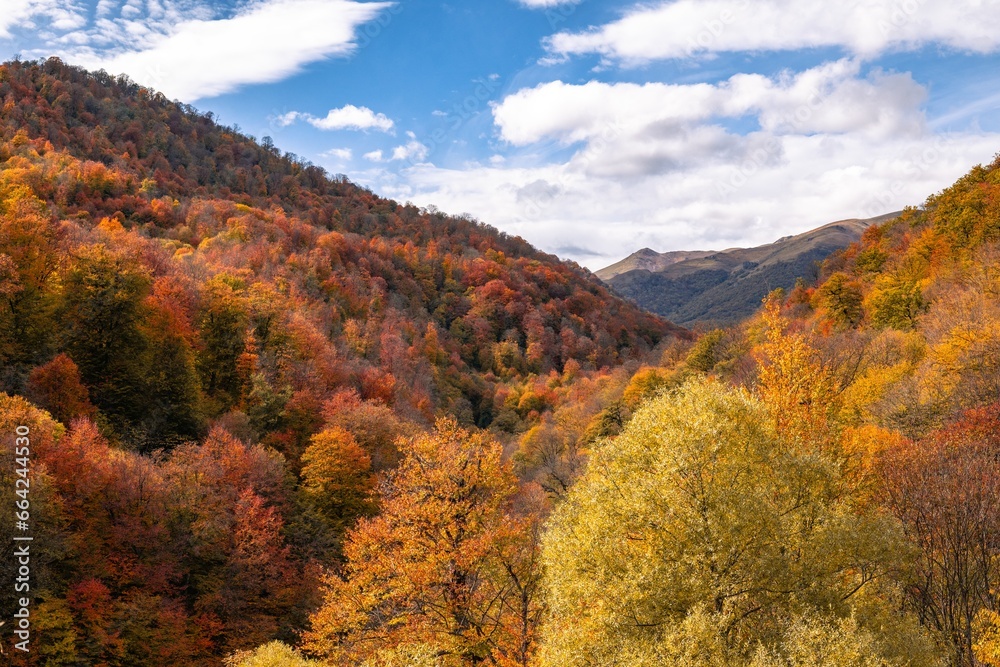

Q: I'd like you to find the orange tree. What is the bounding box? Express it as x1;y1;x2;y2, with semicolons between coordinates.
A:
304;418;541;667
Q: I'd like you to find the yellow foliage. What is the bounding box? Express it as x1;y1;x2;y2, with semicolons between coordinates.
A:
753;298;839;450
975;608;1000;667
304;418;540;666
838;361;911;425
620;366;673;411
838;424;907;503
225;641;319;667
538;378;937;667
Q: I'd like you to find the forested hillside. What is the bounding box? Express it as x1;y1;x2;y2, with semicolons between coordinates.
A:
0;58;677;665
4;56;1000;667
0;58;678;437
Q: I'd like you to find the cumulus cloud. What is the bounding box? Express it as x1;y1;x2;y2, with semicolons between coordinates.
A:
55;0;391;101
361;59;995;269
280;105;395;132
364;150;385;162
390;132;430;162
321;147;353;160
0;0;87;37
380;132;996;269
274;111;302;127
492;60;928;180
545;0;1000;63
310;105;395;132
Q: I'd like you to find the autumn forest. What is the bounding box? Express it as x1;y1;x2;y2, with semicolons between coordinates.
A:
3;58;1000;667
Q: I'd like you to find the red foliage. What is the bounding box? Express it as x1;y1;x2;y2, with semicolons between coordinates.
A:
25;353;97;423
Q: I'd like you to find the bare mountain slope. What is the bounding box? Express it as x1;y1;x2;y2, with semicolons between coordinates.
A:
599;213;901;326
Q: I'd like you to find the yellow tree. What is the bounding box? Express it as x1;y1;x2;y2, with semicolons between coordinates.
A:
538;379;940;667
299;426;377;533
975;607;1000;666
304;419;541;667
753;296;840;451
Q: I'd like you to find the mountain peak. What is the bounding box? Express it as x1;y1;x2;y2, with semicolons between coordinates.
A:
599;212;901;326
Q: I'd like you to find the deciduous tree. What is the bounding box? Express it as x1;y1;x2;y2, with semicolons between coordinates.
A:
304;419;541;666
539;379;938;667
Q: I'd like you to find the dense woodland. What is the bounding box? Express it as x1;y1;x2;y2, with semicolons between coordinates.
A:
3;58;1000;667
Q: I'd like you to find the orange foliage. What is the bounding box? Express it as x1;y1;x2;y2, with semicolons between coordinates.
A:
25;353;97;423
304;419;541;666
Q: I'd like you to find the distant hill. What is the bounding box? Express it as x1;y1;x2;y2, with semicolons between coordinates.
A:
598;213;901;326
595;248;718;281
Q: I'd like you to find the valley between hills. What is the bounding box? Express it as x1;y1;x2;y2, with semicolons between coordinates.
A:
2;59;1000;667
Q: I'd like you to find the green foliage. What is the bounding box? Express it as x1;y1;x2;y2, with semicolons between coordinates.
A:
197;275;250;410
685;329;727;372
816;272;864;328
865;277;925;330
539;379;939;667
927;155;1000;250
244;372;292;435
58;244;152;426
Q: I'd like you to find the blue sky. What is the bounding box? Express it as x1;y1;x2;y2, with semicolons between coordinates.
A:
3;0;1000;269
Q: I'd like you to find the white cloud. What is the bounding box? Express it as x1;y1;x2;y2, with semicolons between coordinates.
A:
274;111;302;127
381;132;997;269
64;0;392;101
95;0;117;18
493;60;927;157
364;150;385;162
321;147;353;160
275;106;394;132
0;0;87;37
359;59;997;269
390;131;430;162
545;0;1000;63
308;105;395;132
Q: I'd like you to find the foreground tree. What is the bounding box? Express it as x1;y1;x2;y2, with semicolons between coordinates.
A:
539;379;941;667
304;419;541;666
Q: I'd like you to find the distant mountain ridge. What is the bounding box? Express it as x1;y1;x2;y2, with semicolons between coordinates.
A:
598;212;901;327
595;248;719;280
